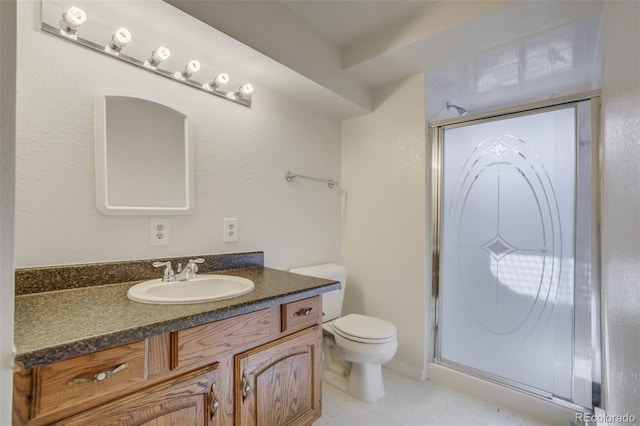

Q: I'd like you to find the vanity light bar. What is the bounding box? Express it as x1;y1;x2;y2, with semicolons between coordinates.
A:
42;3;253;108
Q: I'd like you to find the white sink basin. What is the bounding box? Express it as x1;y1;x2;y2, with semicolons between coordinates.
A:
127;274;255;304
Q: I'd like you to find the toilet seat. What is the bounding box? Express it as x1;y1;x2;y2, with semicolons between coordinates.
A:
331;314;397;344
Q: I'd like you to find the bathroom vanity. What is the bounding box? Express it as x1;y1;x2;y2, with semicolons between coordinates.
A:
12;253;339;426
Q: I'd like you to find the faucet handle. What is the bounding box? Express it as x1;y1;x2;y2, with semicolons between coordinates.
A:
184;258;205;278
188;258;205;273
152;261;175;281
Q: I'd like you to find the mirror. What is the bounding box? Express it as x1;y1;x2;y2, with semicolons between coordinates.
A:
95;93;193;215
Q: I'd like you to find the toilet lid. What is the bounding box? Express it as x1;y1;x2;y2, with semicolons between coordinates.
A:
331;314;397;343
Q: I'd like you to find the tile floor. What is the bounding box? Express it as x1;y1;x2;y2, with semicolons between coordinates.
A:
314;367;550;426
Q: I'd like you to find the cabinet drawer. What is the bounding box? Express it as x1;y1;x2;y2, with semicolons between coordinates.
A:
35;340;147;417
281;296;321;334
57;366;218;426
173;308;275;370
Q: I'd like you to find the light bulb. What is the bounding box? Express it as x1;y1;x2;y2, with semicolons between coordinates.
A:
236;83;253;98
59;6;86;38
144;46;171;68
227;83;253;101
203;73;230;91
174;60;201;80
106;27;131;55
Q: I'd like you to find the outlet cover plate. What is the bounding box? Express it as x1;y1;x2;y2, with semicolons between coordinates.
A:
150;218;170;246
224;218;238;242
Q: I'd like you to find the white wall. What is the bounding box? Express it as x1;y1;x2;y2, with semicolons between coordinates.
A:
0;0;16;422
341;73;428;379
600;1;640;420
15;1;342;270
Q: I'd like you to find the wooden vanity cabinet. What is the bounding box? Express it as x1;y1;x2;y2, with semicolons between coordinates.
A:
13;295;323;426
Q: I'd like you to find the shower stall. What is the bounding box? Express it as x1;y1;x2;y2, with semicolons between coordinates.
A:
431;93;601;412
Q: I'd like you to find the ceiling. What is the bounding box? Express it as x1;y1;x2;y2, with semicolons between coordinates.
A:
280;0;434;47
167;0;603;119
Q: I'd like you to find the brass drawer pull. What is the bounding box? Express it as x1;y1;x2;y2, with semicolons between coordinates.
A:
67;363;128;385
293;307;313;317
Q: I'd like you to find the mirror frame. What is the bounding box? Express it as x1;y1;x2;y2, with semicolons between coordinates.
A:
94;91;194;215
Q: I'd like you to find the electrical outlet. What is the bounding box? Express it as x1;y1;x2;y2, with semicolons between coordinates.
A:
224;218;238;242
150;218;170;246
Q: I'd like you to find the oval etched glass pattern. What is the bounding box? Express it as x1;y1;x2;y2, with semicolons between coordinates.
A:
451;134;563;335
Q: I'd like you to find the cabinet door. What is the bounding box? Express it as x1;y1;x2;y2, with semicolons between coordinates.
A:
235;326;321;426
58;366;220;426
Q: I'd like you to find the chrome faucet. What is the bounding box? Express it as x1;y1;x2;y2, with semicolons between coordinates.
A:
174;258;205;281
152;258;205;282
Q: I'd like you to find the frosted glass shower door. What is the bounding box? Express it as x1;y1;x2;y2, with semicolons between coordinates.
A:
438;107;575;399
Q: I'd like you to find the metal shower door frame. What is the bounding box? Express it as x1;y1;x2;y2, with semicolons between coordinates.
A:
429;91;601;412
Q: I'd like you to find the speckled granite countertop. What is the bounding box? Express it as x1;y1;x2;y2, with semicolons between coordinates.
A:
15;267;339;369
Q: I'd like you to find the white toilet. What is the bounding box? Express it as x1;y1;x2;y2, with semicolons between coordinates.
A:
290;263;398;402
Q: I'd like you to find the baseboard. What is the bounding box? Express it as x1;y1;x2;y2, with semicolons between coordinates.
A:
383;358;428;381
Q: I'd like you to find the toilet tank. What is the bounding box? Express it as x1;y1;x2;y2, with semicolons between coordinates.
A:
289;263;347;322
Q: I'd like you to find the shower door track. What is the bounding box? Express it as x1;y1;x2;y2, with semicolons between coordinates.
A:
429;90;602;412
433;359;592;413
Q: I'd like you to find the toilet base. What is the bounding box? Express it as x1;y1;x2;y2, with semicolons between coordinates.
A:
347;362;385;402
324;369;349;394
324;364;385;402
